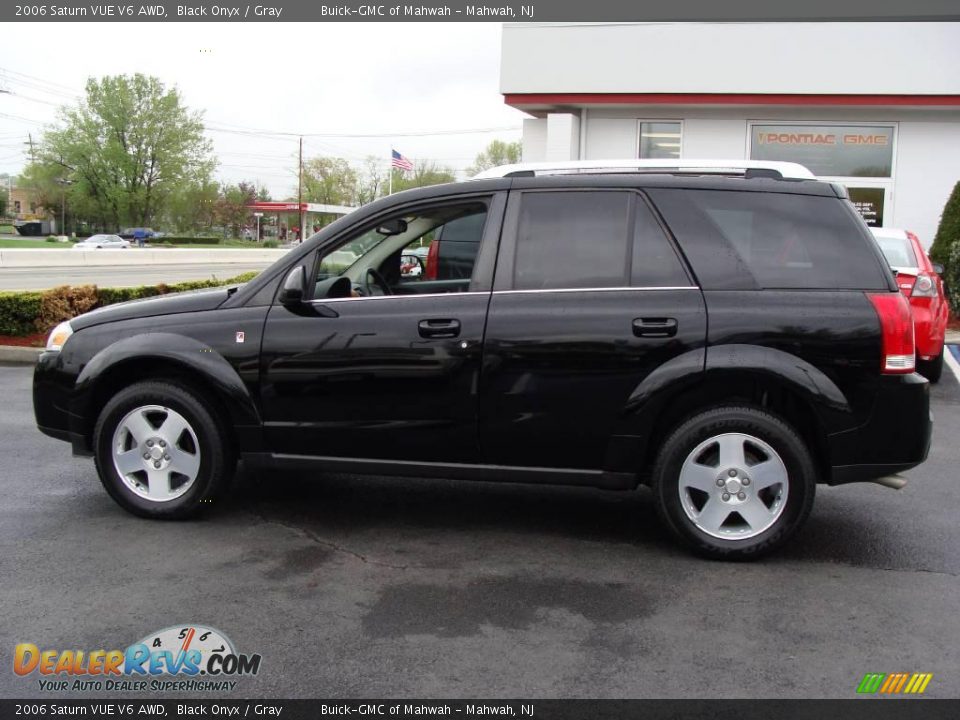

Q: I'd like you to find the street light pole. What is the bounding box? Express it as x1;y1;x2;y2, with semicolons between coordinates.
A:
253;212;263;243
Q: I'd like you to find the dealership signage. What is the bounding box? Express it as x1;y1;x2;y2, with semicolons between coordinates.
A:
751;124;894;178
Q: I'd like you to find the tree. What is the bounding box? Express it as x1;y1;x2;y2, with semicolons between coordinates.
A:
466;139;521;176
215;181;263;238
301;157;357;206
164;177;220;233
390;160;456;194
39;73;214;230
930;180;960;313
0;186;7;218
355;156;387;206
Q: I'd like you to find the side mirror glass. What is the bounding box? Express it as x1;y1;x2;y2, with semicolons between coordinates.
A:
377;218;408;236
932;263;944;275
278;265;306;305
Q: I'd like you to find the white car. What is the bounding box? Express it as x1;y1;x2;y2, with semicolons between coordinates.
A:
73;234;131;249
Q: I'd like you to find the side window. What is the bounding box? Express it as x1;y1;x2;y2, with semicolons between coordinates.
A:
647;188;890;290
631;198;690;287
513;191;631;290
311;202;488;299
511;191;689;291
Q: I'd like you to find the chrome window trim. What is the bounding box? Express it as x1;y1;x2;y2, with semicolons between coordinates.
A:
306;286;699;304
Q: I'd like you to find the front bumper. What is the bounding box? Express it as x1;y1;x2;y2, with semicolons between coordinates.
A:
827;372;931;485
33;350;91;456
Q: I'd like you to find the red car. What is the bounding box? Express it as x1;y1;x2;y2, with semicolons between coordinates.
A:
872;227;949;382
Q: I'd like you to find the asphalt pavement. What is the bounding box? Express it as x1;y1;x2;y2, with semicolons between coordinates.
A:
0;262;272;290
2;363;959;699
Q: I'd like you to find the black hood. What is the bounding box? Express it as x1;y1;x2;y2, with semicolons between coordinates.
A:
70;287;233;331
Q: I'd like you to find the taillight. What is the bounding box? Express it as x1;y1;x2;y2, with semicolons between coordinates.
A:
425;241;439;280
911;273;937;298
867;292;915;374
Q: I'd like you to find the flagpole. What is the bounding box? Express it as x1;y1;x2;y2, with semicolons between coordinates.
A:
388;144;393;196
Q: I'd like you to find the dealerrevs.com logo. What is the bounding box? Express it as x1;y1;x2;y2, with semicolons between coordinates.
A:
14;625;262;692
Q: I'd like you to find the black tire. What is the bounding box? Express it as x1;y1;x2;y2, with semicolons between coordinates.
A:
917;350;944;384
93;380;234;519
651;406;816;560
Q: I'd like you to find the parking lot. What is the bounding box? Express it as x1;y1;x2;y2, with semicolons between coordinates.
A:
2;360;959;699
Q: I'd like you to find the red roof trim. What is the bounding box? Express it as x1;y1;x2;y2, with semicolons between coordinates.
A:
505;93;960;107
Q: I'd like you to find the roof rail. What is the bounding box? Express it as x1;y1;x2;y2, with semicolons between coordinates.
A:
472;159;816;181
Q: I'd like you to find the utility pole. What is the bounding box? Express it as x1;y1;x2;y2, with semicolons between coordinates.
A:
297;136;304;244
25;133;36;162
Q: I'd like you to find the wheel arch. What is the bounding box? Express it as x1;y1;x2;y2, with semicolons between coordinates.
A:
613;344;853;484
73;333;261;453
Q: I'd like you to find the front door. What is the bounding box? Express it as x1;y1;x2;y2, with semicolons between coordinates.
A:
260;194;505;463
480;187;707;471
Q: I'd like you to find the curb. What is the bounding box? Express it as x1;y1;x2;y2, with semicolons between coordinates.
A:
0;345;42;364
945;331;960;345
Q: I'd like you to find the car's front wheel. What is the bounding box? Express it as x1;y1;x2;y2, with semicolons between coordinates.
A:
651;406;816;559
93;380;234;519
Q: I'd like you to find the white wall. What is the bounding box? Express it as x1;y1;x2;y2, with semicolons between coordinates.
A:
521;118;547;162
893;121;960;247
502;23;960;95
584;117;637;159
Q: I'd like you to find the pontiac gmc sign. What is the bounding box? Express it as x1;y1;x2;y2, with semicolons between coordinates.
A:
750;124;894;178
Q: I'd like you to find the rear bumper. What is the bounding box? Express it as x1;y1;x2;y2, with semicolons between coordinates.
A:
826;372;931;485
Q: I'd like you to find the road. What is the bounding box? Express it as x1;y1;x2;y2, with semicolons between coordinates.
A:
1;362;958;699
0;262;273;290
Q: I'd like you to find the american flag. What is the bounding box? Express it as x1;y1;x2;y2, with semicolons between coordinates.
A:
391;149;414;172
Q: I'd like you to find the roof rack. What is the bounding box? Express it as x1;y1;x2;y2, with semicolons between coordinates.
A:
472;159;816;181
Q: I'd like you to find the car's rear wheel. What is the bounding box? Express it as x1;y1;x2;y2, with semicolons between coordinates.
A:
93;380;234;519
651;406;816;560
917;349;944;384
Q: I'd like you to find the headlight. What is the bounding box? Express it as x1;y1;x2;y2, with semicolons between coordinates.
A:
46;321;74;351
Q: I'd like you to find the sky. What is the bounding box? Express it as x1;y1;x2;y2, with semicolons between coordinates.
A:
0;22;526;199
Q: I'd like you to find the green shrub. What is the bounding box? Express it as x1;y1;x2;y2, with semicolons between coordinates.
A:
0;291;43;336
930;181;960;314
0;271;260;337
263;239;278;248
45;235;58;243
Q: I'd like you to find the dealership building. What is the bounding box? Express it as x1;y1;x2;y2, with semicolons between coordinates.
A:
500;22;960;246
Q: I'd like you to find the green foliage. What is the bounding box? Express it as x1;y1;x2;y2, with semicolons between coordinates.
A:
215;181;268;238
45;235;58;243
157;236;223;245
930;181;960;314
930;180;960;265
302;157;357;206
0;291;43;336
37;73;215;230
263;239;279;248
0;187;7;217
390;160;457;194
945;243;960;315
466;139;522;176
0;272;259;337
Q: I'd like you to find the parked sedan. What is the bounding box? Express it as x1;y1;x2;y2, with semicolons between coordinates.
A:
871;227;948;382
73;234;131;250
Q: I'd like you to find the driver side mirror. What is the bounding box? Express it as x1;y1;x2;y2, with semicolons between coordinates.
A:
377;218;408;236
278;265;307;305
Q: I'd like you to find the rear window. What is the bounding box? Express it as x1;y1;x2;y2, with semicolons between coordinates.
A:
874;234;918;269
647;189;889;290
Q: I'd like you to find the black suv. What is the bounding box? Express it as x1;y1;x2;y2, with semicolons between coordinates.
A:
33;161;932;558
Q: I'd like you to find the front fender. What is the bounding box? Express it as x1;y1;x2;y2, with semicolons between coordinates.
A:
74;332;260;430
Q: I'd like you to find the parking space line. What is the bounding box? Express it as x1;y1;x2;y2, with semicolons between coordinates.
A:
945;344;960;384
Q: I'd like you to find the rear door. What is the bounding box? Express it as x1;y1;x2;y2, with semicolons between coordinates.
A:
479;187;707;471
